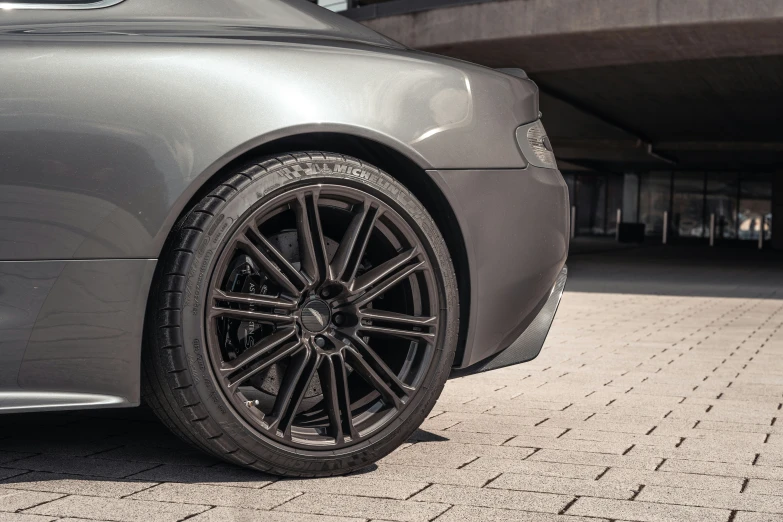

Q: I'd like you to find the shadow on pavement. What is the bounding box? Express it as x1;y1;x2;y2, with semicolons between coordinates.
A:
567;242;783;299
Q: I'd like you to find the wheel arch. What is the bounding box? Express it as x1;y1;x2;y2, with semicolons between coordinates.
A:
149;130;472;372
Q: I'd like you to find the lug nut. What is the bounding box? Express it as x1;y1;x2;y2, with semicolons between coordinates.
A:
333;314;345;326
321;288;330;298
314;336;327;348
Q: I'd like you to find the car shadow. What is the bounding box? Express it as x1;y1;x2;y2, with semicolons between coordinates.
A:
0;409;449;486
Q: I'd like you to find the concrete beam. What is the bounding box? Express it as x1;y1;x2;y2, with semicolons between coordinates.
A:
362;0;783;71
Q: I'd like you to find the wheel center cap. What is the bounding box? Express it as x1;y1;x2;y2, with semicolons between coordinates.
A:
300;299;331;333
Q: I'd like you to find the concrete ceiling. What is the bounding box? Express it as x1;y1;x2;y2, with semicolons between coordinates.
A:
358;0;783;172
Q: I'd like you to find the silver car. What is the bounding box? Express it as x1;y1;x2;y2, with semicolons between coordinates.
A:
0;0;569;475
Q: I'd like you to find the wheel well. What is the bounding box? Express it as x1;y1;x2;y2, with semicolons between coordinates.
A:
177;132;471;367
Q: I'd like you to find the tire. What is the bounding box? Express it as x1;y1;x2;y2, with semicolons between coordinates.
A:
142;152;459;476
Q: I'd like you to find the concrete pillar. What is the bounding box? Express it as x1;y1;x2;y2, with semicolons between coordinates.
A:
622;173;639;223
773;175;783;250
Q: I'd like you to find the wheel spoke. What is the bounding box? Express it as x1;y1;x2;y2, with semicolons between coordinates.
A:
357;309;437;343
296;192;329;286
266;345;321;438
226;340;303;390
360;309;438;328
317;353;343;443
358;324;436;342
247;227;309;290
210;304;295;325
340;334;411;408
212;289;297;310
329;201;380;282
350;257;427;309
219;327;297;374
318;351;357;442
350;248;418;294
235;236;303;296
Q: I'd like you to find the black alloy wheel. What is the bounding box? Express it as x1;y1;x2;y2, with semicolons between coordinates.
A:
143;153;458;476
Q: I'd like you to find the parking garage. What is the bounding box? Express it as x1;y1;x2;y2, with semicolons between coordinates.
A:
317;0;783;249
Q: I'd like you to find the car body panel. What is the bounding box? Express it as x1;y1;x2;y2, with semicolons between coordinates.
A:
0;40;535;260
431;166;569;367
0;259;154;407
0;0;565;411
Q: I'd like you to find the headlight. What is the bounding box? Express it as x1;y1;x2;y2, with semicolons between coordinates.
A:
516;120;557;169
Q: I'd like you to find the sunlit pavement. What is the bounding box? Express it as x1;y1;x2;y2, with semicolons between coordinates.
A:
0;245;782;522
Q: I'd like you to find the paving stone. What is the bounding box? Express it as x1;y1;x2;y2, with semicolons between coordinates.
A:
410;484;571;513
431;505;608;522
734;512;783;522
529;448;663;470
408;429;514;445
757;453;783;467
561;428;681;447
3;455;156;479
351;464;500;487
443;415;551;435
0;488;61;512
464;457;604;479
126;464;274;488
488;472;635;499
268;476;428;499
599;467;743;492
745;478;783;497
627;444;757;464
276;492;449;522
189;507;365;522
381;442;535;468
0;439;121;458
26;495;207;522
567;497;731;522
0;470;27;482
0;514;56;522
94;445;220;466
638;485;783;513
503;435;632;454
0;472;156;498
660;459;783;481
0;453;34;466
129;482;297;509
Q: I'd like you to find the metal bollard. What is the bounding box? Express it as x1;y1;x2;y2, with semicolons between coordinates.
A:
709;213;715;247
662;211;668;245
616;209;622;241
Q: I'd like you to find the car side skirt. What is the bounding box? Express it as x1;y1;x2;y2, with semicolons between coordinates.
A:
0;391;131;413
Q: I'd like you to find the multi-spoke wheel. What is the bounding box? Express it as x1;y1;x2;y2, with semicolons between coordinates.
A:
143;153;458;476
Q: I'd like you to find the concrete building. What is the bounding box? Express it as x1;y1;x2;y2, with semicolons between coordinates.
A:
316;0;783;249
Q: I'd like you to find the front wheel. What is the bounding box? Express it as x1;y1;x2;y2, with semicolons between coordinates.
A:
143;153;459;476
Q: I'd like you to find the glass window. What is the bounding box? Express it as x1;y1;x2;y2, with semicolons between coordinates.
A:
575;175;606;236
738;175;772;241
317;0;348;10
673;172;705;239
639;172;671;236
706;173;739;240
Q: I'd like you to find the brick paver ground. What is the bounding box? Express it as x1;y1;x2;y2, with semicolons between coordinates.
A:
1;245;782;522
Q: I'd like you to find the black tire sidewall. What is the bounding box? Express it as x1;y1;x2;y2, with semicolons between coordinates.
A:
169;154;458;475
